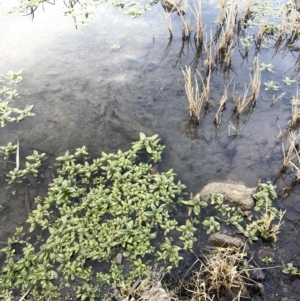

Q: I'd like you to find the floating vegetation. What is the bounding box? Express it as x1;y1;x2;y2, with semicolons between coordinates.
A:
264;80;281;91
260;63;274;73
0;70;35;128
0;133;207;300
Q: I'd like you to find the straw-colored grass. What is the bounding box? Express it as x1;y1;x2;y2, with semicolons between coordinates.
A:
200;246;251;300
182;66;204;123
215;86;229;125
197;69;214;108
191;0;204;46
163;11;173;38
290;103;300;128
203;31;216;72
249;58;261;104
233;84;251;117
281;131;299;172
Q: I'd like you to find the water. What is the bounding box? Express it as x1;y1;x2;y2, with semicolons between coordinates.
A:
1;0;300;298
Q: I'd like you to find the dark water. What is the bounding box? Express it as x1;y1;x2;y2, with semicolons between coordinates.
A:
1;0;300;299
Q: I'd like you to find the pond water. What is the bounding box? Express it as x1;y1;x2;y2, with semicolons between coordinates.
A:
1;0;300;299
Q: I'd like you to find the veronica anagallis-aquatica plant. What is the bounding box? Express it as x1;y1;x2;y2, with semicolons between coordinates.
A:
0;133;206;300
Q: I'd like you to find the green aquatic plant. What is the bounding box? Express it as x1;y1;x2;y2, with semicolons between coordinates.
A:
282;263;299;275
0;142;17;161
283;77;296;86
260;63;274;73
180;192;207;216
264;80;281;91
202;216;220;234
0;133;201;300
0;70;35;128
264;23;279;35
261;256;274;265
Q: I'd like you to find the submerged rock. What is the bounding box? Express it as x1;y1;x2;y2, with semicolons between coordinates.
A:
250;268;266;281
209;231;249;250
199;181;256;211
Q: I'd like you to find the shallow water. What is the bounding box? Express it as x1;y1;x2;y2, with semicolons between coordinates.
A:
1;0;300;299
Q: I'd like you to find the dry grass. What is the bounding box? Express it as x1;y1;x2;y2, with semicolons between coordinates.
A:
281;131;299;172
203;31;216;72
290;103;300;127
199;246;250;300
233;84;251;117
255;19;267;49
249;58;261;105
216;0;227;24
180;14;193;39
197;69;214;108
214;84;229;125
216;1;236;56
118;279;172;301
182;66;204;123
191;0;204;46
163;11;173;38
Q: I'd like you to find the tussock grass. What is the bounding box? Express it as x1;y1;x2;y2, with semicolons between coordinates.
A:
290;103;300;128
200;246;251;300
249;58;261;105
233;84;251;117
180;13;193;39
215;83;230;125
203;31;216;72
163;11;173;38
281;131;299;172
197;69;214;108
191;0;204;46
182;66;204;124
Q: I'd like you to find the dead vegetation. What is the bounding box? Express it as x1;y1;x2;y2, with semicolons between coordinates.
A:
116;246;253;301
249;58;261;105
232;84;251;118
182;66;204;124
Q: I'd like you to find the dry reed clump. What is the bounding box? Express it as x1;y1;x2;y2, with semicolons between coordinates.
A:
182;66;204;124
255;19;267;49
197;69;214;109
281;131;299;172
290;103;300;128
190;0;204;46
203;31;217;73
193;246;251;300
163;11;173;38
215;82;231;125
232;84;251;118
249;58;261;105
178;10;193;39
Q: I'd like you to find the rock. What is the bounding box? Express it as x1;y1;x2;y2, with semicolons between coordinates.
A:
115;253;123;264
141;282;170;301
209;231;249;250
255;283;265;295
199;181;256;211
281;298;298;301
250;268;265;281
